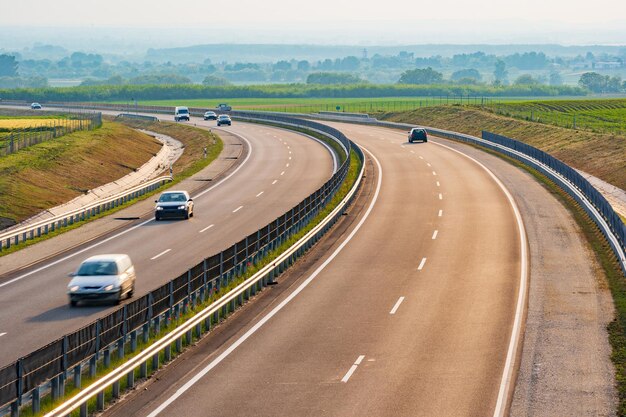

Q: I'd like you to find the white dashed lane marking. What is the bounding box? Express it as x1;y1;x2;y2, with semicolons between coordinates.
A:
272;180;278;185
438;209;443;217
389;297;405;315
439;193;443;200
0;333;6;337
199;224;214;233
341;355;366;383
233;206;243;213
280;171;285;176
418;258;427;270
256;191;264;197
432;230;439;240
151;249;171;260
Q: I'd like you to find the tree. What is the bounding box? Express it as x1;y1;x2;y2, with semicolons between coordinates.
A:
549;72;563;86
202;75;231;86
514;74;540;85
397;67;443;84
451;68;482;82
297;60;310;71
306;72;365;85
339;56;360;71
0;54;18;77
493;60;508;84
607;76;623;92
273;60;292;71
578;72;607;92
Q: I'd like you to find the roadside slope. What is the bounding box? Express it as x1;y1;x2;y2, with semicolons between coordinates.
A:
0;121;161;229
379;106;626;192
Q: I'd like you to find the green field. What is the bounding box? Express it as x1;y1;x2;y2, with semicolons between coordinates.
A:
118;96;527;114
482;98;626;135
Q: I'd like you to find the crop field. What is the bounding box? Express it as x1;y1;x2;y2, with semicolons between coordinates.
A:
117;96;518;114
482;98;626;135
0;118;69;129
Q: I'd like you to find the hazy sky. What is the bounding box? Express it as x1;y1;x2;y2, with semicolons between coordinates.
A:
1;0;625;46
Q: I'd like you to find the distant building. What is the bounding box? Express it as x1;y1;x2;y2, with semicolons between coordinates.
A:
593;61;622;69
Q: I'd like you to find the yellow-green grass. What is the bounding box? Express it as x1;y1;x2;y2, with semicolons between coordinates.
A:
379;105;626;192
0;119;70;129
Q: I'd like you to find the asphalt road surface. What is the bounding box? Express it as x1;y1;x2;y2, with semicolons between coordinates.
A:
104;122;526;417
0;119;334;365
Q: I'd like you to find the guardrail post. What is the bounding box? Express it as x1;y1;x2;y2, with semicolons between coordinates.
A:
152;352;159;373
74;364;81;389
97;390;105;411
141;360;148;378
112;379;120;399
10;401;18;417
31;386;40;413
79;401;88;417
165;344;172;362
51;376;59;401
127;368;135;389
131;330;137;352
104;348;111;368
59;372;65;398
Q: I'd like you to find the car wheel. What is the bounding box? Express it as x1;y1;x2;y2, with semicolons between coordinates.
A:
424;139;428;142
128;285;134;298
70;300;77;307
184;210;189;220
155;215;160;221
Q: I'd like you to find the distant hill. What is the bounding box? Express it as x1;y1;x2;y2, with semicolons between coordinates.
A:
145;44;626;64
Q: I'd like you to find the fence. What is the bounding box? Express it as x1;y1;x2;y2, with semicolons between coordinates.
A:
0;115;356;416
0;111;102;156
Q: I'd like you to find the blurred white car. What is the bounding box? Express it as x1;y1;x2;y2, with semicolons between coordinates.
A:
68;254;136;306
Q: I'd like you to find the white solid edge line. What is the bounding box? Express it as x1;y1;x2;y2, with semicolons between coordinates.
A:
199;224;214;233
431;141;528;417
418;257;427;270
150;249;171;260
145;146;383;417
389;297;405;315
432;230;438;240
0;131;254;289
233;206;243;213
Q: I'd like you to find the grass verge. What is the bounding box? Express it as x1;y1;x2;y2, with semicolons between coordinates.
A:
0;120;222;256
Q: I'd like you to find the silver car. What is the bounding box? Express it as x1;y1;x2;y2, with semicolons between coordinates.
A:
154;190;194;220
68;254;136;306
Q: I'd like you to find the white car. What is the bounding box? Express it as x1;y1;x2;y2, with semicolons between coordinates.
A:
68;254;136;306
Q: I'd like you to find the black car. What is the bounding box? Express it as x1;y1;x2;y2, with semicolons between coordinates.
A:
408;128;428;143
217;114;232;126
203;111;217;120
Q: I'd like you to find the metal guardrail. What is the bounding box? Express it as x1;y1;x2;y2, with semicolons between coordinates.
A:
115;113;159;122
0;176;172;252
0;114;357;417
368;120;626;275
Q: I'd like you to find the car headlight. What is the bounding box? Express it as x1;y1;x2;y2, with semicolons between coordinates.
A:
156;206;164;211
178;205;186;210
104;284;115;291
69;285;80;292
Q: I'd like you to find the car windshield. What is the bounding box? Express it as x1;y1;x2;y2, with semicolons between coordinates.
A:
178;109;189;114
76;261;118;276
159;193;186;202
219;116;229;119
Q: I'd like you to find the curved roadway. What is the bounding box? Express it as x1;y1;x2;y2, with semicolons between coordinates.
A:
0;119;334;365
103;121;525;417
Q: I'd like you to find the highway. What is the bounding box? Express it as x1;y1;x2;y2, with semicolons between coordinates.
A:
103;121;526;417
0;119;335;365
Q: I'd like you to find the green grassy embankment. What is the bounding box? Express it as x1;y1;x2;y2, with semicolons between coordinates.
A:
378;105;626;191
0;119;222;234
